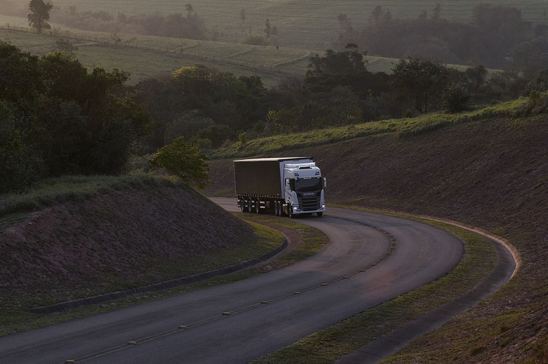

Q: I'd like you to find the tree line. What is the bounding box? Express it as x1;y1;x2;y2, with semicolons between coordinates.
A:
23;0;208;40
2;42;548;193
336;4;548;75
0;42;148;192
136;46;547;147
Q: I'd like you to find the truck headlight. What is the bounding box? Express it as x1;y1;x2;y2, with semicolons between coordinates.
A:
293;207;298;211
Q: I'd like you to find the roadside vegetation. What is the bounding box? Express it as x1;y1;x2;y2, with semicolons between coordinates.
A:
0;175;173;230
0;203;328;337
255;217;499;363
212;96;532;158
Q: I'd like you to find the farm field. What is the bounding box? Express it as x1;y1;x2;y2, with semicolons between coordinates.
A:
0;13;493;86
48;0;548;49
0;13;420;85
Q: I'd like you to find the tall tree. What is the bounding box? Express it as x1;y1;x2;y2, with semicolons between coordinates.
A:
27;0;53;33
393;58;449;113
185;3;194;17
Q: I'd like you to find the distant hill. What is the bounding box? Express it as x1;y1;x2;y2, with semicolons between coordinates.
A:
49;0;548;49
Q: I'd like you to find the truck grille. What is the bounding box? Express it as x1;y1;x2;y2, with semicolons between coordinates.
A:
299;194;320;211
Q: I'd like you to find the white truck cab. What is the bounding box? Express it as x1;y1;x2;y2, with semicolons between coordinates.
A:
234;157;327;217
283;161;326;217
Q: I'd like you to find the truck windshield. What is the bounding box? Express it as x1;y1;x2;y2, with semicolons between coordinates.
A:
295;178;322;192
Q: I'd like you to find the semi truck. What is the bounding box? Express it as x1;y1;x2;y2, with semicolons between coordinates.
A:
234;157;326;217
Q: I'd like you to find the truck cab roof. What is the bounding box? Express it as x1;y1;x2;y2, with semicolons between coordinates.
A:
234;157;313;163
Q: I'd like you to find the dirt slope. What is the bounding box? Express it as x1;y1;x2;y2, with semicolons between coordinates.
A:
0;185;253;292
207;114;548;362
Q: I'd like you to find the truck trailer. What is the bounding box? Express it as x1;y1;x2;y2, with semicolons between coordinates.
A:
234;157;326;217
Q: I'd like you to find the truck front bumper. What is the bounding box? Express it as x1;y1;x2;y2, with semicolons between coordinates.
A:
292;207;326;215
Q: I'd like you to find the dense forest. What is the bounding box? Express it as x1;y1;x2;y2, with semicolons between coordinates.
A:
0;42;148;192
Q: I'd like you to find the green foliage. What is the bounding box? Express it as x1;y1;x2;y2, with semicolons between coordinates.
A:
151;138;208;188
444;85;471;113
0;102;43;192
137;65;268;149
0;42;149;193
27;0;53;33
212;97;529;158
393;58;449;113
0;175;171;218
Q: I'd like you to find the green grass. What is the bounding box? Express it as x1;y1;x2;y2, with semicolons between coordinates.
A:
254;213;499;364
213;97;529;158
0;207;328;337
0;174;173;221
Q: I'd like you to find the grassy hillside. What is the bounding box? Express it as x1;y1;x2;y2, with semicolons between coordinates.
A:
0;14;491;85
207;104;548;362
212;97;528;158
0;23;301;85
49;0;548;49
0;176;287;333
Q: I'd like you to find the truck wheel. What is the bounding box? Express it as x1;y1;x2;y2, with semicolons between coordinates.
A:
288;205;294;219
255;201;260;214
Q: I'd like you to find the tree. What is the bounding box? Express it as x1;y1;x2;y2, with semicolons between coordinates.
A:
28;0;53;33
151;137;208;188
444;85;470;113
185;3;194;17
371;6;383;25
393;58;449;113
264;19;272;38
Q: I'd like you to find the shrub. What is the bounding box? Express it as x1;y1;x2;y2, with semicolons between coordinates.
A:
151;138;208;188
444;86;470;113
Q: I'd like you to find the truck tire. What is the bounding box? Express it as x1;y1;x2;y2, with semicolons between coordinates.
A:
288;204;294;219
255;200;260;214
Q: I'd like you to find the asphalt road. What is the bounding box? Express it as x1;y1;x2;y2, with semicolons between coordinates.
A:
0;199;464;364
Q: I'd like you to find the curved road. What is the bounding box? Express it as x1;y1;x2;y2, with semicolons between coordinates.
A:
0;200;465;364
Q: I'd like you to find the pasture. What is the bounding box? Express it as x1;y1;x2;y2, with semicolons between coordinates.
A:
0;13;410;85
49;0;548;49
